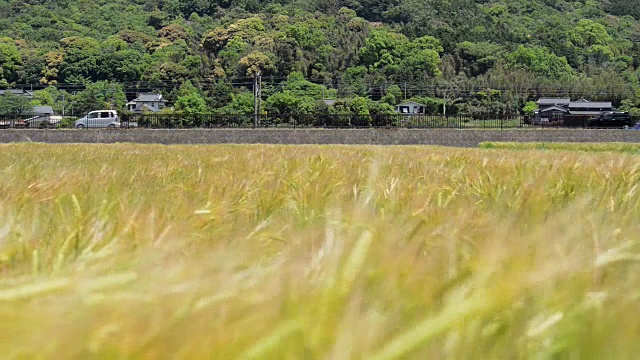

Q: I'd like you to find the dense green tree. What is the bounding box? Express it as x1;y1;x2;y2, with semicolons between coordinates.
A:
0;93;32;114
71;81;126;115
58;37;101;83
0;0;639;114
571;20;612;47
217;91;254;114
506;45;574;79
239;51;275;77
606;0;640;19
453;42;504;77
266;92;315;114
201;28;230;54
0;38;21;85
522;101;537;116
282;72;334;99
32;86;66;114
174;80;208;113
381;85;402;105
358;30;409;70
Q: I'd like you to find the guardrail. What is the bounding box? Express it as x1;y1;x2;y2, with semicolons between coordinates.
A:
2;113;638;129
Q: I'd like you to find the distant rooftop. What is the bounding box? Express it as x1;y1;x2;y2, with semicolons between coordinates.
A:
0;89;33;97
538;106;568;113
133;93;166;102
397;101;427;106
537;98;570;105
569;102;612;109
568;111;606;116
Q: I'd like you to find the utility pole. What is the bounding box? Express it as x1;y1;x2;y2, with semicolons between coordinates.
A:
71;91;76;116
253;71;261;128
62;94;65;118
257;73;261;121
404;82;407;100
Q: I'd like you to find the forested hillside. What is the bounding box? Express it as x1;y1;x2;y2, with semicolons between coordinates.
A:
1;0;640;115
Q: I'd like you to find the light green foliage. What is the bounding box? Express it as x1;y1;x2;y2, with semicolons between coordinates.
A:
282;72;333;100
586;44;614;64
358;30;410;70
507;45;574;79
359;31;443;79
265;72;333;114
228;17;266;40
217;91;255;114
399;49;442;78
618;99;640;116
478;142;640;153
239;50;275;77
522;101;538;115
336;96;369;114
571;20;612;47
218;36;248;70
266;91;315;114
349;96;369;114
382;85;402;105
411;36;444;53
341;66;369;96
285;22;327;50
368;101;395;114
174;81;208;114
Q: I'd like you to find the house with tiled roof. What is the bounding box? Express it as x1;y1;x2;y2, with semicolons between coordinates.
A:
126;93;167;113
533;98;613;124
0;89;34;98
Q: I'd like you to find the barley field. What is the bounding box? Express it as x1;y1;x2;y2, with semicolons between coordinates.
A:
1;143;639;359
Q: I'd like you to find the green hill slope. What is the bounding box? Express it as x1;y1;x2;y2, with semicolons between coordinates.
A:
1;0;639;114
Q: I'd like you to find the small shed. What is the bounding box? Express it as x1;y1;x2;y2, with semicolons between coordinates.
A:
396;101;426;114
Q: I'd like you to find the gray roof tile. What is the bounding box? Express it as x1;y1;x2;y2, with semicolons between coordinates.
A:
133;94;166;102
537;98;570;105
569;102;612;108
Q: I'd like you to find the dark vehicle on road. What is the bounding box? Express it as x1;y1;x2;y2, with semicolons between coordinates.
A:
587;112;632;128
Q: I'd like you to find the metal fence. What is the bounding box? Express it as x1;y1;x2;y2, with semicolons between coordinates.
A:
0;114;58;129
2;113;639;129
118;113;640;129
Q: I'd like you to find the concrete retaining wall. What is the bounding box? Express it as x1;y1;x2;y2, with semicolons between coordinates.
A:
1;129;640;147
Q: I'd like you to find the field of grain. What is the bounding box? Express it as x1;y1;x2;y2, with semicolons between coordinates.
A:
1;143;639;359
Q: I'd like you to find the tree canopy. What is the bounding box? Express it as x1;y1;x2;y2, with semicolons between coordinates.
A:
1;0;640;114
